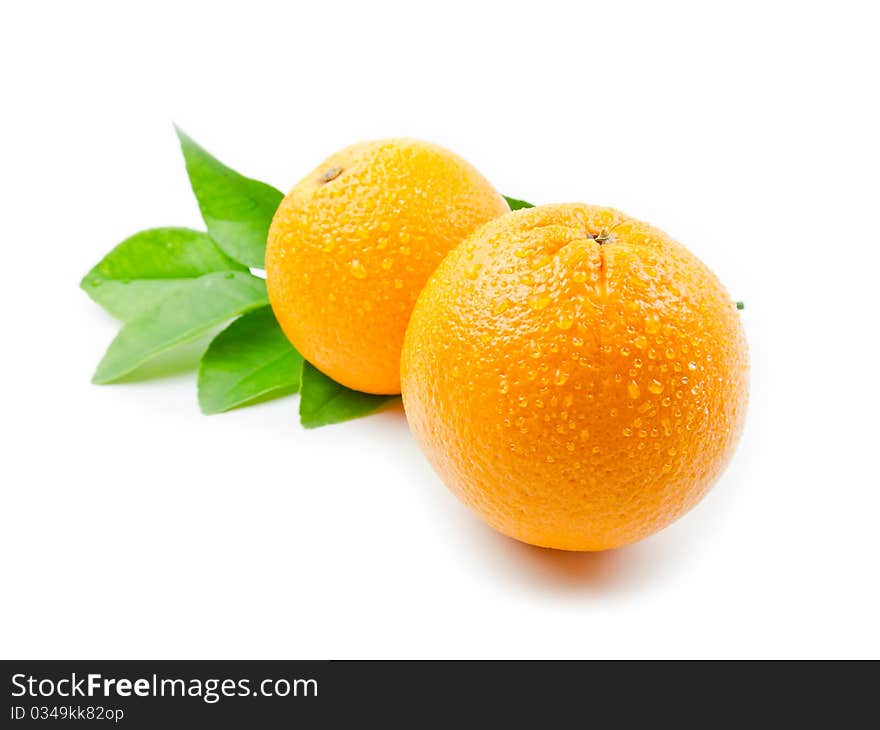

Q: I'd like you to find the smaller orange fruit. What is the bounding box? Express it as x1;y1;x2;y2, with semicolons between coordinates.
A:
401;203;748;551
266;139;509;395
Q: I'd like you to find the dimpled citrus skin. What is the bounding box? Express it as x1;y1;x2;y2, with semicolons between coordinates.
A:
401;204;748;551
265;139;509;394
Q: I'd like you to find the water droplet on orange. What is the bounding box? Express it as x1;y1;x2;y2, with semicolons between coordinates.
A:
528;294;551;311
555;315;574;330
349;260;367;279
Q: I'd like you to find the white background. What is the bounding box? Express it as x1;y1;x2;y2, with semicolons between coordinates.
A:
2;1;878;659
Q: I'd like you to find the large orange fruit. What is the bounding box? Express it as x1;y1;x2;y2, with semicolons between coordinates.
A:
401;204;748;551
266;139;509;394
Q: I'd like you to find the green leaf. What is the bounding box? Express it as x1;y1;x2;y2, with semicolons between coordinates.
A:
299;361;396;428
80;228;246;321
504;195;535;210
198;307;303;414
176;127;284;268
92;272;268;384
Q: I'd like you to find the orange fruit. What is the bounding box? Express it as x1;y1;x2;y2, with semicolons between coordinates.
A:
266;138;509;394
401;203;748;551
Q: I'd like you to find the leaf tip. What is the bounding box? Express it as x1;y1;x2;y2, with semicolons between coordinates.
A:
90;369;111;385
173;123;190;144
174;125;203;163
504;195;535;211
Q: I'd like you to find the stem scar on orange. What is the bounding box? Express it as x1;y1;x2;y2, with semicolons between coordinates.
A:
401;204;748;551
266;139;509;395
